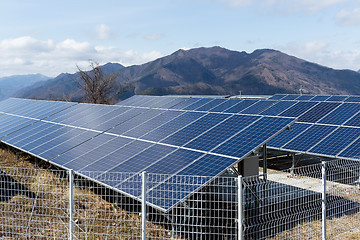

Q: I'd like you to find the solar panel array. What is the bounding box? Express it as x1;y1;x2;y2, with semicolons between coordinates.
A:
0;97;293;211
118;94;360;161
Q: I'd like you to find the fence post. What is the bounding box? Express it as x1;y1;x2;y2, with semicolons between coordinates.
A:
322;161;326;240
238;175;244;240
68;169;74;240
141;171;147;240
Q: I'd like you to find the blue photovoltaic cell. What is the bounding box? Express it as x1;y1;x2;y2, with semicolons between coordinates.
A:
116;95;142;106
157;97;188;109
345;96;360;103
295;95;315;101
107;144;176;174
344;112;360;127
282;125;337;152
78;139;151;172
123;110;183;138
108;109;165;135
224;99;258;113
282;95;300;100
326;96;348;102
212;117;294;157
161;113;230;146
267;122;312;149
194;99;228;111
208;99;241;112
0;116;37;137
138;96;167;107
240;100;277;114
50;133;118;167
297;102;341;123
279;101;318;118
309;127;360;156
318;103;360;125
309;95;331;101
184;115;260;151
0;98;30;113
183;98;213;110
267;94;286;100
141;111;206;142
338;138;360;159
259;101;298;116
170;98;201;109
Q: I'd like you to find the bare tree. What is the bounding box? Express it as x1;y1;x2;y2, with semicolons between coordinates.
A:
77;61;123;104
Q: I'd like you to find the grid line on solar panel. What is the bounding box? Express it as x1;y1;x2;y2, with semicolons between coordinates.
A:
297;102;341;123
240;100;277;114
326;95;349;102
281;124;337;152
267;94;287;100
160;113;230;146
211;116;294;157
281;94;301;100
345;96;360;102
223;99;258;113
170;98;201;109
208;99;241;112
308;127;360;157
183;115;260;152
267;122;312;149
259;100;298;116
338;136;360;159
194;98;228;112
317;103;360;125
279;101;318;118
343;111;360;127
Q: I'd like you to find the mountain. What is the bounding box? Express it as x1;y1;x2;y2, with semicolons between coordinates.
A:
15;47;360;101
0;74;50;100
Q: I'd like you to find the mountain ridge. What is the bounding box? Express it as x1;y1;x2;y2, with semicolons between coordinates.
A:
14;47;360;101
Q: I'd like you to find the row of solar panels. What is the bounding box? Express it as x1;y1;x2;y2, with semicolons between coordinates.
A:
269;94;360;102
0;98;293;211
117;95;360;161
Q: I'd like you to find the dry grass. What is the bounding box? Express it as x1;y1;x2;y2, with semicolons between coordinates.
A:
0;146;183;239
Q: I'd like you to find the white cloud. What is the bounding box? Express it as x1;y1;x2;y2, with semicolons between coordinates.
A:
278;40;360;71
219;0;254;8
336;8;360;26
0;36;164;77
93;24;114;40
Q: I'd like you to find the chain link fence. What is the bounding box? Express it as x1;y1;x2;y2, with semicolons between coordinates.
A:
1;158;360;239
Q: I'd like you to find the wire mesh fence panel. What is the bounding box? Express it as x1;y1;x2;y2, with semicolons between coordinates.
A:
243;164;324;240
0;166;69;239
326;159;360;239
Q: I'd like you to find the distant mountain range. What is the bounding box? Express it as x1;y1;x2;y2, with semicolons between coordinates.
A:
0;74;50;100
14;47;360;101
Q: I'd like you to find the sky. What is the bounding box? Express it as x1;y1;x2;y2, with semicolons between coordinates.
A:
0;0;360;78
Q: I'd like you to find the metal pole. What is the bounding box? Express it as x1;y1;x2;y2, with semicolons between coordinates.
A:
238;175;244;240
322;161;326;240
291;153;296;176
68;169;74;240
263;144;267;179
141;171;147;240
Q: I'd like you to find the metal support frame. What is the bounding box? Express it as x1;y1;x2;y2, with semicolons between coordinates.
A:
141;171;147;240
291;153;296;176
322;161;326;240
238;175;244;240
68;169;74;240
263;144;267;181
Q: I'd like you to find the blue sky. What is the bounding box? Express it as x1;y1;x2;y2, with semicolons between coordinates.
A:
0;0;360;77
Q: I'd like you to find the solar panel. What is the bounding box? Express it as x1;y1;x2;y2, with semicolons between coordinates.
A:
240;100;277;114
224;99;258;113
344;112;360;127
309;127;360;156
309;95;331;101
194;98;228;111
345;96;360;103
281;94;300;100
259;101;298;116
279;101;318;118
208;99;241;112
338;137;360;159
295;95;315;101
182;98;213;110
170;98;201;109
297;102;341;123
318;103;360;125
281;124;337;152
267;94;286;100
326;95;348;102
267;122;312;149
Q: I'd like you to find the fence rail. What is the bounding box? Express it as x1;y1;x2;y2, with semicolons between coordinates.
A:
1;158;360;239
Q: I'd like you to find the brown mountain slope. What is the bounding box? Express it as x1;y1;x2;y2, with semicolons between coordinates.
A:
15;47;360;101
